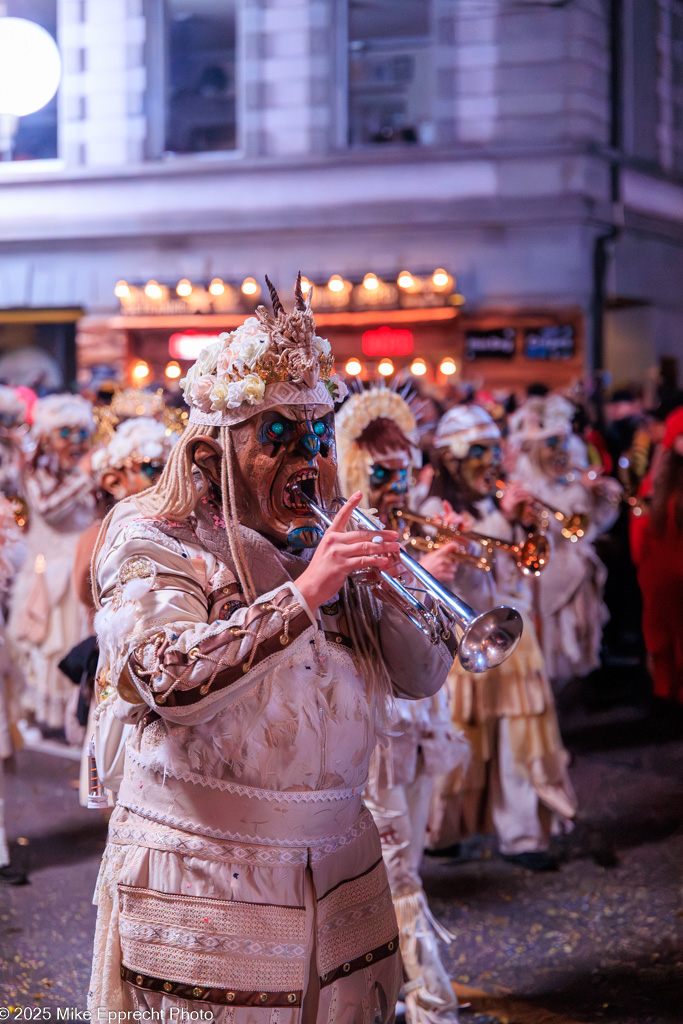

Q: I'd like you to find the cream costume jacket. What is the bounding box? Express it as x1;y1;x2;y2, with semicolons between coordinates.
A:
510;461;619;681
8;467;95;729
421;497;576;850
90;496;453;1023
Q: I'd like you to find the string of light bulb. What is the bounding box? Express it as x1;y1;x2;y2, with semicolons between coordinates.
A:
344;357;458;378
115;269;459;303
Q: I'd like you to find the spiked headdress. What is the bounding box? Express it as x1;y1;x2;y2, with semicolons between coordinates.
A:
181;274;346;427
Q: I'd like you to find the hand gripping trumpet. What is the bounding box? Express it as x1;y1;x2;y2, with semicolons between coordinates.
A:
294;488;523;674
387;508;550;577
494;480;589;542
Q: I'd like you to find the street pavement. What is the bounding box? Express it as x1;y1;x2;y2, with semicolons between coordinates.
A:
0;705;681;1024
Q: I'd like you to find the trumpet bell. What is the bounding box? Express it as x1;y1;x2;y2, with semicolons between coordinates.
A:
458;606;524;673
518;533;550;575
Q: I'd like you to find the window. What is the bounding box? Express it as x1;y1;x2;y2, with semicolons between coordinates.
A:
164;0;236;155
3;0;58;161
348;0;433;147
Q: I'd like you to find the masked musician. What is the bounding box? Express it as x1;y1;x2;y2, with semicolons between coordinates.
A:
507;395;621;687
88;278;455;1022
0;385;30;529
0;496;26;884
66;417;179;802
337;387;469;1024
8;394;96;732
422;406;576;871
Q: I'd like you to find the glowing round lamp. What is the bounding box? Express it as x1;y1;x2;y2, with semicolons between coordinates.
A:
144;280;163;300
209;278;225;296
432;268;450;288
0;18;61;117
345;358;362;376
362;273;379;291
114;280;130;299
176;279;192;297
328;275;345;293
378;359;394;377
300;276;312;294
165;361;181;380
132;361;150;380
410;358;427;376
439;358;457;376
240;277;258;297
397;271;414;289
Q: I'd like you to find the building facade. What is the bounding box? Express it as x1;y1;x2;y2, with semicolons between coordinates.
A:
0;0;681;397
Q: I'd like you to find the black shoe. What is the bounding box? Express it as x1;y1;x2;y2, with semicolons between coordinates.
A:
501;851;559;872
424;843;461;859
0;864;28;885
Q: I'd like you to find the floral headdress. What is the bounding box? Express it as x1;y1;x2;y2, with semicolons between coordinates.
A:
91;417;177;480
31;393;94;439
180;274;347;427
336;385;423;503
433;405;501;459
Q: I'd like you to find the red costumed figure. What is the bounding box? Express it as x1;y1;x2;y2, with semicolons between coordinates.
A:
630;407;683;705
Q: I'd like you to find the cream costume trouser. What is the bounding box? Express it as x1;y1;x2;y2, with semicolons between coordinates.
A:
0;760;9;867
367;765;459;1024
440;718;553;855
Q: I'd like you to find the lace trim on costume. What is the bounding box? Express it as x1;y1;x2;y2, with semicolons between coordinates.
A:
126;746;367;803
119;884;306;992
317;860;398;977
309;807;375;862
119;799;357;848
108;819;308;866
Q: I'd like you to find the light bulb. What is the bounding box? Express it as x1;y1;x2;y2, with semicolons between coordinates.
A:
144;280;163;300
397;271;414;289
132;361;150;380
209;278;225;296
363;273;379;291
432;268;450;288
165;361;181;380
378;359;394;376
114;280;130;299
345;358;362;376
439;358;456;376
328;275;345;293
176;279;192;297
410;358;427;376
300;276;312;294
241;277;259;296
0;18;61;117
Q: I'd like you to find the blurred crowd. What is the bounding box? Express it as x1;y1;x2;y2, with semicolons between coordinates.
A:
0;367;680;884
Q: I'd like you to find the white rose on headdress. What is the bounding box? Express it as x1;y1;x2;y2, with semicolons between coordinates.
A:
209;379;233;411
241;374;266;405
314;336;332;360
190;374;215;412
198;337;228;375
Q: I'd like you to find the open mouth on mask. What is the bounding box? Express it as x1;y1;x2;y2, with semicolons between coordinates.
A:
283;468;319;511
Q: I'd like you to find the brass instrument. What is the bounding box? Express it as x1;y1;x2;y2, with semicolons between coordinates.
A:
388;509;550;578
494;480;589;543
294;488;523;674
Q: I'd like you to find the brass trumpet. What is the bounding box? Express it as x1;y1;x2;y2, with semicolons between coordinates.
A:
494;480;589;543
388;509;550;578
294;489;523;673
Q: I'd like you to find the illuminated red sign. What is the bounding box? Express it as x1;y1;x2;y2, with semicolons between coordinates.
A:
169;329;222;360
361;326;414;357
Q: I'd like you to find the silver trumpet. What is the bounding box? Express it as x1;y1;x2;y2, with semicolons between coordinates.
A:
295;489;523;673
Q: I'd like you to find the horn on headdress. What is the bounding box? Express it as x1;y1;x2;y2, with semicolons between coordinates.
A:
294;271;306;311
265;275;285;317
